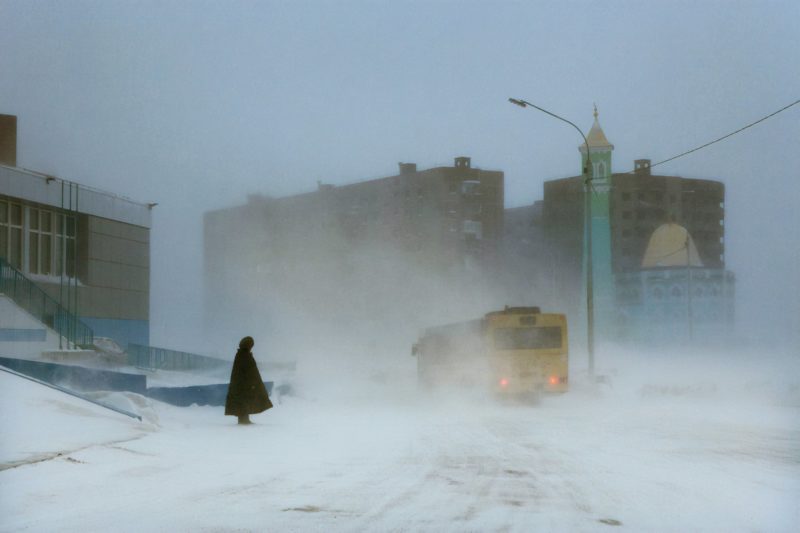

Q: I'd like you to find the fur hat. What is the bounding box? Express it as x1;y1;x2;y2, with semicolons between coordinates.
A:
239;336;255;351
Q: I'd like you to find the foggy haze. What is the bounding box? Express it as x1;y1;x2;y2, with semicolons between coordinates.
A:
1;0;798;355
2;4;800;530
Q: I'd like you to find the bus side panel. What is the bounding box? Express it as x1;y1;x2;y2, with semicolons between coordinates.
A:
416;319;487;389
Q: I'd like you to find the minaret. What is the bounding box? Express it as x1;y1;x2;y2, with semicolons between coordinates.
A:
580;104;614;186
578;105;616;345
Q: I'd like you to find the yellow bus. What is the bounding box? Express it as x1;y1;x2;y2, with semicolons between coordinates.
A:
412;306;568;396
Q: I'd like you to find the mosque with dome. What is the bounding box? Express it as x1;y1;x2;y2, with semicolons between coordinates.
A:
616;220;735;344
526;107;736;346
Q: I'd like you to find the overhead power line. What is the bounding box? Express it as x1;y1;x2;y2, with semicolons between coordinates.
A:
626;98;800;173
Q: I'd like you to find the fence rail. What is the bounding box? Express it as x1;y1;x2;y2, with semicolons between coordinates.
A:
0;257;93;347
127;343;229;372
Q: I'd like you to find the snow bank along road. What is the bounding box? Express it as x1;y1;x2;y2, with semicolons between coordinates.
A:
1;350;798;532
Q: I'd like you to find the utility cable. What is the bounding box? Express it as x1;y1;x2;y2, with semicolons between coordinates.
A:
626;98;800;174
648;243;688;262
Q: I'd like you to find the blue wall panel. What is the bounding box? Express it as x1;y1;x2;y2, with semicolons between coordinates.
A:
80;318;149;349
146;382;273;407
0;328;47;341
0;356;147;393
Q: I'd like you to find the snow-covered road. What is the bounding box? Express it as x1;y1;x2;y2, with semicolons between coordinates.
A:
2;349;798;532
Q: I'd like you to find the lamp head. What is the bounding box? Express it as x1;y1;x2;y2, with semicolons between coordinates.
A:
508;98;527;108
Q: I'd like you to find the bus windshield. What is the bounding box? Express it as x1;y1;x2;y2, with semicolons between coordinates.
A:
493;327;562;350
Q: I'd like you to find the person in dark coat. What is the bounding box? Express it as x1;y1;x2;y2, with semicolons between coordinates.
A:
225;336;272;424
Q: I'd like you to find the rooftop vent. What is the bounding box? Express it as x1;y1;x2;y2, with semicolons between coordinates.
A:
454;156;471;169
0;114;17;167
634;159;651;176
399;162;417;175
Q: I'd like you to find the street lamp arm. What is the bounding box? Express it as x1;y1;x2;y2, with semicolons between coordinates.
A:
508;97;592;181
508;96;596;379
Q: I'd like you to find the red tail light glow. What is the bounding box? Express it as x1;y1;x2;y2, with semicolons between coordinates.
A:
549;376;559;385
499;378;509;388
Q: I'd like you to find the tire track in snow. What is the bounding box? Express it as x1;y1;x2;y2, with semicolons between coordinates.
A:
348;407;596;531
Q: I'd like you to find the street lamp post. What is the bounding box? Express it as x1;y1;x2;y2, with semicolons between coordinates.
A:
681;190;696;343
686;232;694;341
508;98;595;378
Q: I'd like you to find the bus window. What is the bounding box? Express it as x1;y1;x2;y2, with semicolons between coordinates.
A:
493;327;562;350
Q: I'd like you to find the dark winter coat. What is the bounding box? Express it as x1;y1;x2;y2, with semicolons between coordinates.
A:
225;348;272;416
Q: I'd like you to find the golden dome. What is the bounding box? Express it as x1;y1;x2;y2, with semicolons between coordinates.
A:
641;222;704;268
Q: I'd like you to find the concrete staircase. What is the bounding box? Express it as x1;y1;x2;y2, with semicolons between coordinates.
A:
0;294;63;357
1;257;93;358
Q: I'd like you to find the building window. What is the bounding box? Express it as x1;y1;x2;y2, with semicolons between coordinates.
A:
1;202;76;277
64;214;77;277
29;208;39;273
462;220;482;240
0;199;24;269
464;203;482;217
652;287;663;300
622;192;631;201
461;181;481;196
671;286;682;298
596;162;606;178
622;211;632;220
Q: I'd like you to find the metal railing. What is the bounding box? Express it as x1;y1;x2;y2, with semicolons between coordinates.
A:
0;257;93;347
127;343;229;372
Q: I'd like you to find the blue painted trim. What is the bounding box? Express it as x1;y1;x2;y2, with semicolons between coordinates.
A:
0;328;47;341
0;356;147;394
79;318;149;349
146;382;274;407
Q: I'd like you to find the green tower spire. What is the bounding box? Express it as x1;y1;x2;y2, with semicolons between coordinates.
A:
580;103;614;184
579;105;616;346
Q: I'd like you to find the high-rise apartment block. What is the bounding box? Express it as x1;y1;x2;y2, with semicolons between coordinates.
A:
203;157;504;342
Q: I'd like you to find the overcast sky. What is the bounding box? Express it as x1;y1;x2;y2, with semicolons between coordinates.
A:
1;0;798;350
